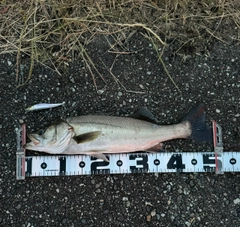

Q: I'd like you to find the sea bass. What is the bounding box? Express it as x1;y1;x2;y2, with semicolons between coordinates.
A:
25;104;212;161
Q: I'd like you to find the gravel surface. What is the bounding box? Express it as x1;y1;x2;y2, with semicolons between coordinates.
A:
1;34;240;226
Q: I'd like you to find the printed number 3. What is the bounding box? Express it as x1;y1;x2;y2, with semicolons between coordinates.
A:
130;155;149;173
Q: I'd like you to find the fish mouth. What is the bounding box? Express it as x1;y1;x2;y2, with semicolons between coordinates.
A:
27;134;40;146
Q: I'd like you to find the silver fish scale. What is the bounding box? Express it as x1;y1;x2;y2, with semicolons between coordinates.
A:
64;115;189;155
66;115;158;128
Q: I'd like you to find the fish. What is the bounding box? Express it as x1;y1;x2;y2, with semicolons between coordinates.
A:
25;104;212;162
25;102;65;111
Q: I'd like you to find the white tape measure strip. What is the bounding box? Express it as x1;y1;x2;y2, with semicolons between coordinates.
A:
16;122;240;180
16;151;239;179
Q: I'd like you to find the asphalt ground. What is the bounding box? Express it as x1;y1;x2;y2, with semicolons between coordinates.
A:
0;34;240;226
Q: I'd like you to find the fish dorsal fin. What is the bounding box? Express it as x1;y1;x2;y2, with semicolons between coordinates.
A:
131;107;159;124
73;131;101;144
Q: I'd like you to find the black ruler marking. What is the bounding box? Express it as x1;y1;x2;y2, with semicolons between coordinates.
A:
25;158;32;177
59;157;66;175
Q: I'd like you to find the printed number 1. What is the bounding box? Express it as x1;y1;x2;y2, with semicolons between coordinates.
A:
167;154;185;172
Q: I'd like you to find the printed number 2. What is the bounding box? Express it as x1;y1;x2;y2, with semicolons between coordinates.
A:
167;154;185;172
90;157;110;174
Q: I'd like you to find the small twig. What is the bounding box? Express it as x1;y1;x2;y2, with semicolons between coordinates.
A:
84;57;97;89
205;28;229;45
108;51;134;54
143;32;181;93
174;37;196;54
16;49;20;84
100;57;145;94
17;2;38;88
0;6;9;14
64;18;167;46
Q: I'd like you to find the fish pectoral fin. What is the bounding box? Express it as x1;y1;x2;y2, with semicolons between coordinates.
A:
89;152;109;162
131;107;159;124
146;142;165;152
73;131;101;144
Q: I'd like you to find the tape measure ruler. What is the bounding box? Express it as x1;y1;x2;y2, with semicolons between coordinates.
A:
16;121;239;180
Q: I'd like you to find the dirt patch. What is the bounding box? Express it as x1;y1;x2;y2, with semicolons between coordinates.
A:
0;0;240;88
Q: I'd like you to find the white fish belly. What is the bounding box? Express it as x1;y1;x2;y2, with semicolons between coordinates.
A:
64;115;191;154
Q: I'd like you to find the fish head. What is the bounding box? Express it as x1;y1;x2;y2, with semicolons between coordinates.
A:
25;120;75;153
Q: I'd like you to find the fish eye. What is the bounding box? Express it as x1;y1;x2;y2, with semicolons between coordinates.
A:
38;129;45;135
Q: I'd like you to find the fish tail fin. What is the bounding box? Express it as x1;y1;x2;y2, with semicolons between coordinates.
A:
182;104;212;142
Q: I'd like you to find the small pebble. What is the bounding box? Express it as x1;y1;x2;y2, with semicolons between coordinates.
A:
69;77;75;83
97;90;104;95
233;198;240;204
118;92;122;96
139;84;144;89
126;201;131;207
103;210;109;214
95;182;101;188
96;189;101;193
178;189;183;194
145;202;153;206
147;215;151;222
151;210;156;217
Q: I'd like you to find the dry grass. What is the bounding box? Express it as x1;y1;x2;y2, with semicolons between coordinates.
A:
0;0;239;88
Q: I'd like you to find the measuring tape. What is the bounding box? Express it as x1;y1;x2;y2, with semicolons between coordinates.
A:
16;121;240;180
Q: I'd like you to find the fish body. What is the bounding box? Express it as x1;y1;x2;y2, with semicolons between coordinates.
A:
25;104;212;161
64;115;190;154
25;102;65;111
